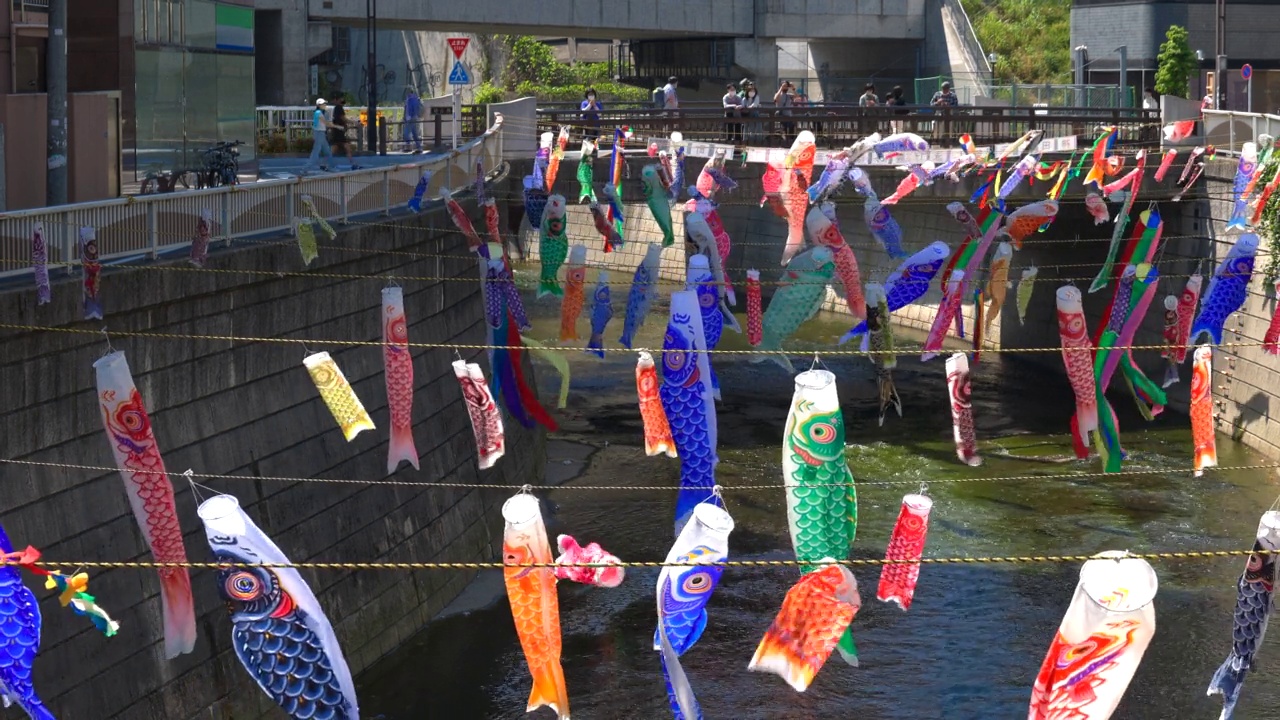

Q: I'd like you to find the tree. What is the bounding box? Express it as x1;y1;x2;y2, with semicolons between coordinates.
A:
1155;25;1197;98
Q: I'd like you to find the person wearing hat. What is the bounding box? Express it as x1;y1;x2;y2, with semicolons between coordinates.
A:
930;81;958;107
305;97;337;173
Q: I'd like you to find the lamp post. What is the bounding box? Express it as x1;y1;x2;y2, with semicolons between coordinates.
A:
366;0;377;152
987;52;997;97
1115;45;1128;107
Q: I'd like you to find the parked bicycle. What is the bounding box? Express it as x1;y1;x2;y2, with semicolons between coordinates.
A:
140;166;193;195
196;140;244;189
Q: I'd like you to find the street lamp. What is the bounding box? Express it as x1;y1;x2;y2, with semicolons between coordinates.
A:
987;52;998;95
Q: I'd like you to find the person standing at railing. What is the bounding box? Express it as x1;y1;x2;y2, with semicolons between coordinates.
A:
403;88;423;154
774;80;796;145
930;81;959;140
742;82;762;144
1140;87;1160;142
723;82;743;145
886;85;908;134
305;98;336;173
330;98;363;171
580;88;603;141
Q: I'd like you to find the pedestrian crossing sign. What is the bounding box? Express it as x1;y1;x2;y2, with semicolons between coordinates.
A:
448;60;471;85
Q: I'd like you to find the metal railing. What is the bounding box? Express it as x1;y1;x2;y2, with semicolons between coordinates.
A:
1202;109;1280;155
0;116;506;281
535;105;1160;150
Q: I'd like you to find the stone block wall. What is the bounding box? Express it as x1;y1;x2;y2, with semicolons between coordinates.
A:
0;198;545;718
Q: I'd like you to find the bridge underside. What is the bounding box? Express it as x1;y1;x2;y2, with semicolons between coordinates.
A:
313;0;754;39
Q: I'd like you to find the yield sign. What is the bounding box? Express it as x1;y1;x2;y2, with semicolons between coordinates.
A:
447;37;470;59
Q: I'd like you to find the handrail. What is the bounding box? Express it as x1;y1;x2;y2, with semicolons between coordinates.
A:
0;115;507;281
1201;109;1280;155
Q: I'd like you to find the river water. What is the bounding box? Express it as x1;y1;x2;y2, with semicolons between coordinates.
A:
359;301;1280;720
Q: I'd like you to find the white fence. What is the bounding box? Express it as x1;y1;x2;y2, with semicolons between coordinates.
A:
0;116;506;281
1201;109;1280;155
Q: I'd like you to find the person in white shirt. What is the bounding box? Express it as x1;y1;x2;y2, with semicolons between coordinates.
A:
1141;87;1159;141
1142;87;1159;110
722;82;743;144
305;98;336;172
662;76;679;110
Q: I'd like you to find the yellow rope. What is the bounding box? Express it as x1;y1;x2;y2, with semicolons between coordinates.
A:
4;457;1277;491
0;323;1261;357
0;257;1228;288
8;549;1268;572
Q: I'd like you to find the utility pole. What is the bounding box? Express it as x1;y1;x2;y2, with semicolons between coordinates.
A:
366;0;377;152
1215;0;1227;109
46;0;67;206
1115;46;1128;107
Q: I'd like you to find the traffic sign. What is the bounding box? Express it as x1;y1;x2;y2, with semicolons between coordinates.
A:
430;106;453;116
1242;63;1253;80
447;37;470;59
448;60;471;85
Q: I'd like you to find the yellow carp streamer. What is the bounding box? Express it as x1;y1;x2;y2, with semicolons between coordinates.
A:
304;351;375;441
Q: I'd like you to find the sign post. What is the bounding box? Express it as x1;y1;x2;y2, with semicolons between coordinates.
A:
1242;64;1253;113
447;39;471;150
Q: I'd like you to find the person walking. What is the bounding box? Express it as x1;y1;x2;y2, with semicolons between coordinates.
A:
722;82;743;144
329;98;362;171
305;98;335;173
580;88;603;140
662;76;680;110
403;87;423;154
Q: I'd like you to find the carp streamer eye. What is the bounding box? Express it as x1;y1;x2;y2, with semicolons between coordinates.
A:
682;571;712;594
810;422;836;443
225;571;262;601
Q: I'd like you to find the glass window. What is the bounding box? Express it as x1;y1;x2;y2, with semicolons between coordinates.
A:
134;49;186;169
186;0;216;50
217;53;256;163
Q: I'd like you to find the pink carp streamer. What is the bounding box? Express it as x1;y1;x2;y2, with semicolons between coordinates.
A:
806;205;866;322
945;353;982;466
453;359;505;469
31;222;50;305
1153;149;1178;182
1057;286;1099;459
559;245;588;341
1265;282;1280;354
922;271;965;362
877;493;933;611
748;565;861;692
746;270;763;346
781;169;809;265
443;189;485;250
80;226;103;320
382;287;419;473
553;535;625;588
1174;272;1203;363
191;209;212;267
94;350;196;658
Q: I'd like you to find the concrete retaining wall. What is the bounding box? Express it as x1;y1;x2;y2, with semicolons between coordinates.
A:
0;198;545;718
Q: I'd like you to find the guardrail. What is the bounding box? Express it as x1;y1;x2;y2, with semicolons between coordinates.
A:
1202;109;1280;155
537;105;1160;150
0;116;506;281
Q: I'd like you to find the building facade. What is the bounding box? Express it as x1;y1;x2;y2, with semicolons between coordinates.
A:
69;0;257;175
1072;0;1280;112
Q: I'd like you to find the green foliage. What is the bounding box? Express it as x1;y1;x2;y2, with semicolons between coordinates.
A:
512;80;648;103
1257;150;1280;284
504;36;565;88
961;0;1071;84
1155;25;1197;99
472;81;505;105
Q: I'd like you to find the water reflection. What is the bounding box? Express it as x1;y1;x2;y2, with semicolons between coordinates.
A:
359;305;1280;719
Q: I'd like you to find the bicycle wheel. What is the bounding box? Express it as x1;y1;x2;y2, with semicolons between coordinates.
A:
221;167;235;186
140;178;155;195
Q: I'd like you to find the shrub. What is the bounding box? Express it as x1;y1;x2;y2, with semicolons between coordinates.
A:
1155;25;1197;99
472;81;505;105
